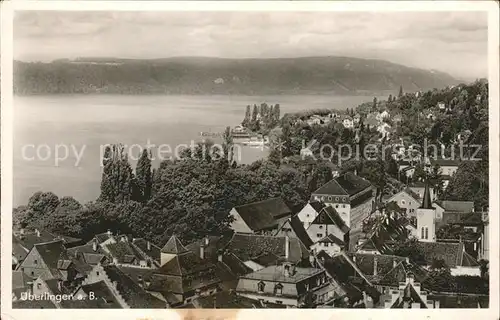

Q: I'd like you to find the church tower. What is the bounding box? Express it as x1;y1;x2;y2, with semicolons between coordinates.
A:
416;182;436;242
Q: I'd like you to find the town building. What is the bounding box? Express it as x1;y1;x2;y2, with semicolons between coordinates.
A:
147;235;222;306
79;263;166;308
385;188;422;217
381;273;436;308
296;201;326;229
310;172;375;228
17;240;92;282
223;233;311;270
274;215;314;249
228;197;293;234
429;159;460;177
433;200;475;226
306;205;350;253
236;262;332;307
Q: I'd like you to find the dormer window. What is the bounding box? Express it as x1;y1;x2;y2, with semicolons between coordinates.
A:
274;283;283;295
258;281;266;293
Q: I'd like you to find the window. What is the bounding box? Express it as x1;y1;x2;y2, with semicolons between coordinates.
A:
325;243;329;247
275;301;283;304
328;196;333;201
258;281;265;293
34;259;38;265
274;283;283;295
306;214;310;218
425;227;429;240
409;201;412;205
319;226;323;229
401;200;406;205
31;272;34;276
317;234;323;238
421;227;425;239
335;204;339;208
96;272;100;276
342;204;346;208
335;197;339;202
37;283;42;289
304;283;310;291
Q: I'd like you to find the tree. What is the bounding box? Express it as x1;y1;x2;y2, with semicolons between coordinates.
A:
135;149;153;203
242;105;251;126
222;126;235;166
423;260;456;292
372;97;378;110
274;104;281;122
388;94;393;104
98;144;135;204
251;104;258;122
398;85;404;98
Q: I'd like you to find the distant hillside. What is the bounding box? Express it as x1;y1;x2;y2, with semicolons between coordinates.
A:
14;56;460;95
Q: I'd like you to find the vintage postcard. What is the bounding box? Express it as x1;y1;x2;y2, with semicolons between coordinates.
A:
1;1;499;319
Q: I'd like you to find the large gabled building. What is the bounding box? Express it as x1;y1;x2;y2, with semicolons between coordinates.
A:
310;172;375;228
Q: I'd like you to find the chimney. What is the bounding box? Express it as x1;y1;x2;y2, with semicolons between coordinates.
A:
393;259;398;268
354;169;357;176
35;229;40;237
92;239;98;252
107;229;112;237
74;250;79;259
309;252;315;267
147;241;151;251
200;243;205;260
218;252;223;262
405;257;410;264
204;237;210;246
57;280;63;292
352;255;356;263
373;256;378;276
285;236;290;260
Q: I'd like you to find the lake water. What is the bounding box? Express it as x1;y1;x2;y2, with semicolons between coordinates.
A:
14;94;381;206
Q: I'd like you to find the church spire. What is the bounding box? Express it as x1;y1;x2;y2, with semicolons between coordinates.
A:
420;181;433;209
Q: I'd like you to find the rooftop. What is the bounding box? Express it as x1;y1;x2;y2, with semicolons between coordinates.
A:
224;233;310;264
241;265;322;283
311;206;350;233
435;200;475;213
232;197;292;232
417;241;479;268
313;173;372;197
160;235;189;254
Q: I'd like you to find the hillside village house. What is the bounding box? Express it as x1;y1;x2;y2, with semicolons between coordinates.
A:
437;102;446;110
236;262;334;307
386;188;422;217
376;111;390;122
228;197;293;234
429;159;460;176
353;114;361;124
342;116;354;129
310;172;375;228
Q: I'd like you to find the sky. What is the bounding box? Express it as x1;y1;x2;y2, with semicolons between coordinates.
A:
13;11;488;80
